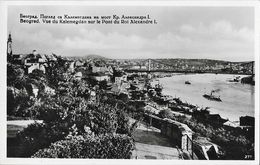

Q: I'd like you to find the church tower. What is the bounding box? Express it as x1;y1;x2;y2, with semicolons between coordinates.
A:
7;33;12;57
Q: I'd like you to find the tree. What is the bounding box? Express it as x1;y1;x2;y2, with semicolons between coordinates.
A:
99;80;107;90
117;93;129;103
158;109;174;119
88;103;118;134
32;133;135;159
15;81;135;158
7;87;15;116
116;111;130;135
28;69;46;82
7;63;26;89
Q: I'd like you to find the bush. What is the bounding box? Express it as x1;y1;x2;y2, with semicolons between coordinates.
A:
161;113;253;160
32;133;134;159
17;122;68;157
158;109;175;119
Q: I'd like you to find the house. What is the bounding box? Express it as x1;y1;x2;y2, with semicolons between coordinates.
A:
206;114;228;125
75;61;84;67
106;82;113;90
130;66;140;70
89;91;96;102
31;84;39;97
115;76;123;85
240;116;254;127
38;54;47;63
113;70;127;84
39;64;46;73
107;66;114;76
24;56;38;66
193;110;227;125
110;84;121;94
12;54;24;64
27;63;39;74
26;63;46;74
92;66;108;73
223;121;239;128
24;50;46;74
68;61;75;73
45;54;57;62
44;85;55;95
91;72;110;82
120;82;130;93
74;72;83;81
144;105;160;114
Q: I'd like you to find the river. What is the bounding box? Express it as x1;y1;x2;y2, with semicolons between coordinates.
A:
154;73;255;122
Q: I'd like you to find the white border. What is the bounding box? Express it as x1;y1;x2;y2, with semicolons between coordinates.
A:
0;1;259;165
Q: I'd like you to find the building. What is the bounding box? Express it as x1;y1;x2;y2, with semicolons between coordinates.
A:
12;54;24;65
74;72;83;81
44;85;55;95
91;72;110;82
92;66;108;73
68;61;75;73
7;33;12;58
24;50;46;74
75;61;84;67
114;74;127;85
240;116;254;127
193;110;228;125
30;84;39;97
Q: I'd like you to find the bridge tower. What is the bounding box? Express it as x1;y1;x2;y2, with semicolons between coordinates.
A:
251;61;254;76
229;62;232;71
148;58;151;72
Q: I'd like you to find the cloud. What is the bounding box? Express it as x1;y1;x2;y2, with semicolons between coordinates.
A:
12;20;253;61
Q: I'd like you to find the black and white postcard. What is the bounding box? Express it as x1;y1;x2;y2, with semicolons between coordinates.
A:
0;1;259;165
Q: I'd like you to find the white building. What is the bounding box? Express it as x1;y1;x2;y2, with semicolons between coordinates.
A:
91;73;110;82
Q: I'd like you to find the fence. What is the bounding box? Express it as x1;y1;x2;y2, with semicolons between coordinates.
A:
143;113;195;159
184;134;194;159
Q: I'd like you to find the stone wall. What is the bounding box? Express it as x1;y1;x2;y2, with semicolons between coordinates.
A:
143;114;193;151
161;118;192;151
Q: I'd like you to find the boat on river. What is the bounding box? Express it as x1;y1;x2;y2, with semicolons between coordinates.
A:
185;81;191;85
228;76;240;82
203;89;222;102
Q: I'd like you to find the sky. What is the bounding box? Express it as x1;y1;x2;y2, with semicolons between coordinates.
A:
8;5;255;61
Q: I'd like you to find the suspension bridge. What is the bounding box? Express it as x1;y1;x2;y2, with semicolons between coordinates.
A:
124;59;255;76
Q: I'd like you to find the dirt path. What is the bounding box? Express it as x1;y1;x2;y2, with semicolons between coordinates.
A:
130;118;181;159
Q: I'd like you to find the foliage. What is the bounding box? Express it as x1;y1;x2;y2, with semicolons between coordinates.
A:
7;87;35;117
125;101;145;120
88;102;118;134
7;87;16;116
7;63;27;89
16;91;136;157
8;58;136;158
28;69;46;82
99;80;108;90
130;90;146;100
45;58;68;89
116;111;130;135
17;122;67;157
158;109;175;119
32;133;134;159
158;111;253;160
117;93;129;103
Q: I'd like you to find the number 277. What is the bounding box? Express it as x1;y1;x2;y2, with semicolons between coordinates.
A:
245;155;253;159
